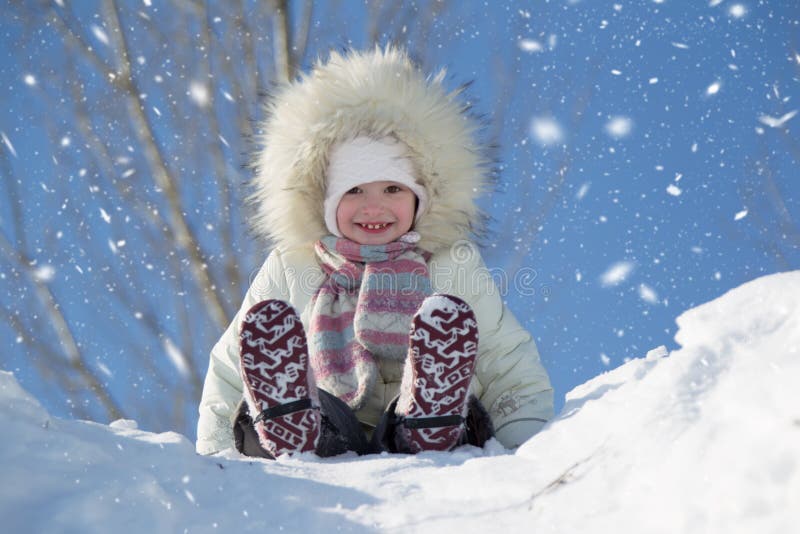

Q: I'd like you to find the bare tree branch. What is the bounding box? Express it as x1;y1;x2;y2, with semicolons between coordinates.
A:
0;232;125;421
294;1;315;68
269;0;293;83
102;0;230;329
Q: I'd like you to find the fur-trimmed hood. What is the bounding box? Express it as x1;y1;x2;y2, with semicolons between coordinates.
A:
250;46;490;253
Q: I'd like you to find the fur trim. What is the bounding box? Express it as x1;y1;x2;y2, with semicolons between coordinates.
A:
249;46;490;253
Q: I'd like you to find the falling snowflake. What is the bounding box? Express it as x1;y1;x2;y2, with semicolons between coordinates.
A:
666;184;682;196
605;116;633;138
519;39;543;53
163;337;190;378
91;25;110;46
728;4;747;18
530;117;564;146
1;132;17;157
600;261;635;287
576;182;591;200
758;110;797;129
189;81;210;108
33;265;56;283
639;284;659;304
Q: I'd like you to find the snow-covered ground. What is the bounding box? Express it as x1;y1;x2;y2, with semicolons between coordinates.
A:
2;272;798;533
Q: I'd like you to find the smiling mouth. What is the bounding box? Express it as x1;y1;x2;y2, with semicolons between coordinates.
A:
356;222;393;232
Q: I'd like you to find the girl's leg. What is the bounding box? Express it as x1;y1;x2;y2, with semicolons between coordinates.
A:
371;395;495;453
315;389;370;457
234;389;369;458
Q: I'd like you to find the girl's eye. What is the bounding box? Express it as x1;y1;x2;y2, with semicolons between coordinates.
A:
345;187;362;194
386;185;402;193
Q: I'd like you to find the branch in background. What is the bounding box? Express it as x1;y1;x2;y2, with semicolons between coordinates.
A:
269;0;293;83
2;140;111;422
0;232;125;422
1;309;95;421
102;0;230;330
502;50;601;277
236;0;269;109
45;15;206;411
198;0;242;309
294;1;315;69
367;0;403;46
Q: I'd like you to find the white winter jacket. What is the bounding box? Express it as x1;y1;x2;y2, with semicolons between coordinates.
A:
196;46;554;454
196;243;553;454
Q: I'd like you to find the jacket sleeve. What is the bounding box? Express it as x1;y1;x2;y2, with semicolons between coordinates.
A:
195;249;291;455
442;244;554;448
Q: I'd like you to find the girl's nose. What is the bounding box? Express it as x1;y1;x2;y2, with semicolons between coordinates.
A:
360;193;385;213
360;203;384;216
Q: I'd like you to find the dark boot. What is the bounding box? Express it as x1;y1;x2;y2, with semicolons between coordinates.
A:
234;389;370;458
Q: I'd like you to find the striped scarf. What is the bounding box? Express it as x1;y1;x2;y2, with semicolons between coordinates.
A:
309;233;432;410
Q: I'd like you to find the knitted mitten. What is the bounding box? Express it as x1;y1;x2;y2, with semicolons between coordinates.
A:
395;294;479;453
240;300;320;457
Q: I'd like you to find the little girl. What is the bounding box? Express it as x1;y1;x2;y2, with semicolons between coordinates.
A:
196;47;553;458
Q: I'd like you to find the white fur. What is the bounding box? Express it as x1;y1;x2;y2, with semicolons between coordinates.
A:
249;46;489;253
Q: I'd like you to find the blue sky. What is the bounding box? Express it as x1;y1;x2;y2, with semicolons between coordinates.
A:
1;1;797;436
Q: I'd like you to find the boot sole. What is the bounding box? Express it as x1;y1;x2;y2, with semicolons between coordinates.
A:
399;294;478;452
240;300;320;457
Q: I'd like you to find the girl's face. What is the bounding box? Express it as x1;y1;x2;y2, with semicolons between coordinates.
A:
336;181;416;245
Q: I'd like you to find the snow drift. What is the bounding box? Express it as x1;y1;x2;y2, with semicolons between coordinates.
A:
1;272;798;533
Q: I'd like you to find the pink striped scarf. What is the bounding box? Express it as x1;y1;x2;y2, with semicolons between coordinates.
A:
309;233;432;410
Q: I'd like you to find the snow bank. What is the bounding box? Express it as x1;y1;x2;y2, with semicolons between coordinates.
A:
514;270;800;533
1;272;798;533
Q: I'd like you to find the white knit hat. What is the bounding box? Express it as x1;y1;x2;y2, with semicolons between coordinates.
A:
324;136;428;236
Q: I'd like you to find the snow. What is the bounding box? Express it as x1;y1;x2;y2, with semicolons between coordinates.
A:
2;272;799;532
530;117;564;146
605;116;633;138
2;131;18;157
32;264;56;283
758;110;797;129
638;283;659;304
163;336;191;379
189;82;210;108
600;260;635;287
91;25;110;46
706;81;722;96
728;4;747;19
575;182;590;200
666;183;683;197
519;39;544;53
